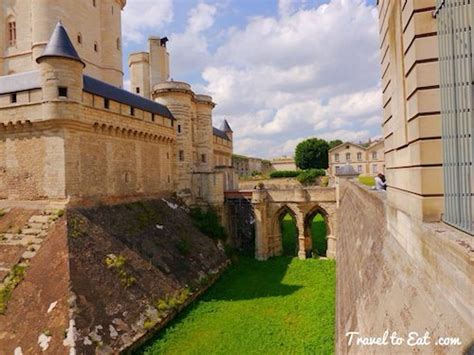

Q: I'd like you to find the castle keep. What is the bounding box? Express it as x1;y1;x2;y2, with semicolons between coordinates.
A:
0;0;235;206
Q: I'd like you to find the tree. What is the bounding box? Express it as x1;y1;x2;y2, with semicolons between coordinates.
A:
329;139;343;149
295;138;330;170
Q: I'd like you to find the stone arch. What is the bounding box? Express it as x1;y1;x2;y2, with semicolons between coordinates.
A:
303;205;331;257
271;204;300;257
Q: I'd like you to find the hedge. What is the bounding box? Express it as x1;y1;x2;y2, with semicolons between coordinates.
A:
269;170;301;178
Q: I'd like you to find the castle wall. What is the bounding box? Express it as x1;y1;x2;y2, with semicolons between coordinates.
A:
0;127;66;200
1;0;124;86
336;180;473;355
213;136;232;167
379;0;443;222
0;85;175;202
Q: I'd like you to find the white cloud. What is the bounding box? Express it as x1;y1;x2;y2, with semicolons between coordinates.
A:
122;0;174;43
168;3;217;78
200;0;382;158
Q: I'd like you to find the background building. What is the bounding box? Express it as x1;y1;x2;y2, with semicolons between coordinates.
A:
232;155;272;177
328;140;385;176
271;156;297;171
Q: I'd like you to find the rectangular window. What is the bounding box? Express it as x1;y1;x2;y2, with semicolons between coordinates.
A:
357;152;362;161
151;114;155;122
335;153;339;162
201;154;206;163
10;93;17;104
136;87;140;94
58;87;68;98
104;98;110;109
357;165;362;173
346;153;351;161
372;164;378;174
179;150;184;161
335;166;340;173
372;152;378;160
130;107;135;116
178;125;181;133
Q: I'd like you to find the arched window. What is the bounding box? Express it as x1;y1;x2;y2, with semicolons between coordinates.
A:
7;17;16;47
77;33;82;44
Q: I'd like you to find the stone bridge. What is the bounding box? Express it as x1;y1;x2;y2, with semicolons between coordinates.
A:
225;187;337;261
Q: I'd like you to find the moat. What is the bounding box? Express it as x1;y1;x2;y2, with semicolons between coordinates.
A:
137;218;336;355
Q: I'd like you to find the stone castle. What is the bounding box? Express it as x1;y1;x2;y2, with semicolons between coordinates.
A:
0;0;235;207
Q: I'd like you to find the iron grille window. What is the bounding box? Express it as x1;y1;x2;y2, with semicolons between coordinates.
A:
436;0;474;235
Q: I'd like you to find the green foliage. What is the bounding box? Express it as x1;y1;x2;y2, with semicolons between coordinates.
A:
320;176;329;187
139;256;335;355
269;170;301;178
69;216;86;239
153;288;191;317
295;138;330;170
358;176;375;187
104;254;136;288
0;264;27;314
296;168;326;185
190;208;226;241
328;139;343;149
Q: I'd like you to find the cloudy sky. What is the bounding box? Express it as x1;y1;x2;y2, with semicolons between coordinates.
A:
122;0;382;158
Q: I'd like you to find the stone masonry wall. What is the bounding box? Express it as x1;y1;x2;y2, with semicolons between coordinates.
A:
336;180;473;354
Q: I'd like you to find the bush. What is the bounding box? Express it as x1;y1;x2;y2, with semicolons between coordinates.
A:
190;208;227;241
296;169;326;185
269;170;301;178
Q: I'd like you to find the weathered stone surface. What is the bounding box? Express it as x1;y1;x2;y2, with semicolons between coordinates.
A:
336;180;473;355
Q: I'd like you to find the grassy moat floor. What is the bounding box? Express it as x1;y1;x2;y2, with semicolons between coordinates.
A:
137;218;335;355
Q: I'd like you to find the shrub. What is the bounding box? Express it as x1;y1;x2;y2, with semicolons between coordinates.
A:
190;208;227;241
296;169;326;185
269;170;301;178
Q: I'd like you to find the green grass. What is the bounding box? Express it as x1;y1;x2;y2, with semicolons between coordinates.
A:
137;256;335;355
281;214;298;256
281;214;327;257
358;176;375;187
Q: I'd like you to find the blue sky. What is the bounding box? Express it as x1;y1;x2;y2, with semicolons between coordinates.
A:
122;0;381;158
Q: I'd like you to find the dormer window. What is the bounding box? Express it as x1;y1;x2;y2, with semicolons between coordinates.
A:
7;18;16;47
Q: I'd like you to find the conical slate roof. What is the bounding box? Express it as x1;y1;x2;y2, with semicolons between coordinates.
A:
220;119;233;132
36;22;85;67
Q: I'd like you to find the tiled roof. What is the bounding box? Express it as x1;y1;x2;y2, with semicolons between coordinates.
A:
36;22;85;66
83;75;174;119
213;127;231;141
